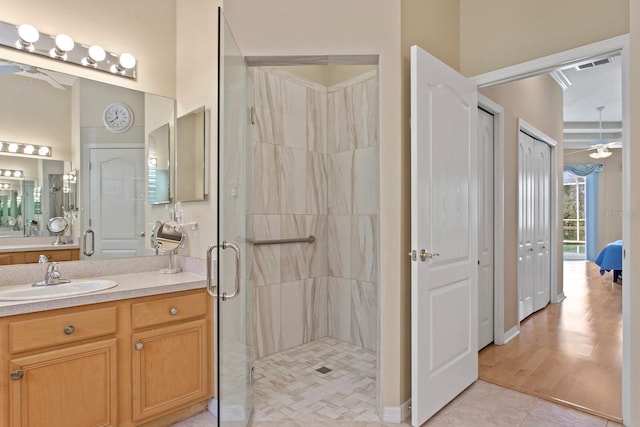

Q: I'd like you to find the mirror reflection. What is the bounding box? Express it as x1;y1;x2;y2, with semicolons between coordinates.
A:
176;106;207;202
0;58;176;262
148;123;171;204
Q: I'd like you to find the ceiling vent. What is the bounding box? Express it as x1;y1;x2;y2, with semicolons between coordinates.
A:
575;56;616;71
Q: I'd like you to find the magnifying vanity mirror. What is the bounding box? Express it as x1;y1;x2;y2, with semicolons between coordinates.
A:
151;220;185;274
0;57;178;262
46;216;69;245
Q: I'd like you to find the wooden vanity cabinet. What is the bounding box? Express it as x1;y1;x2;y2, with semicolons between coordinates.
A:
0;248;80;265
0;289;212;427
131;292;211;422
5;306;118;427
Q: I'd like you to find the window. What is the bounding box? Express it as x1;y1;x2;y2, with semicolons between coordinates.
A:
563;171;586;257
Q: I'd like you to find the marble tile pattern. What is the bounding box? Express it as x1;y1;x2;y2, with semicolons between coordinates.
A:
252;68;380;357
172;339;617;427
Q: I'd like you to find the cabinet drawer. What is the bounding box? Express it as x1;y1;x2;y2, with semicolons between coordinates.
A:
132;292;206;330
9;306;117;353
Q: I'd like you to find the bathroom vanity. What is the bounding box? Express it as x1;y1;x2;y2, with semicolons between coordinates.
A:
0;271;213;427
0;245;80;265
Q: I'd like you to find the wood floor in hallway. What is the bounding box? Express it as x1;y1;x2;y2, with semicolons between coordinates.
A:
478;260;622;422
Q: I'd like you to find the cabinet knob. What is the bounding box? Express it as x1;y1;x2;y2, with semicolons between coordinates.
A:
10;369;24;381
64;325;75;335
135;342;144;351
170;307;178;316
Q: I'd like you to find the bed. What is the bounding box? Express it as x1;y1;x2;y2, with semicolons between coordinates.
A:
594;240;623;282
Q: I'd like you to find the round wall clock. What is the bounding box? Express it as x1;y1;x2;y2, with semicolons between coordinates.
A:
103;103;134;133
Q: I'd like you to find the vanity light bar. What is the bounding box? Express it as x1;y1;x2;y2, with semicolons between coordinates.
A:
0;20;136;79
0;169;23;178
0;141;52;157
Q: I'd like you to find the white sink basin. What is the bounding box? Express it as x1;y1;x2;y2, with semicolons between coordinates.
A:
0;280;118;301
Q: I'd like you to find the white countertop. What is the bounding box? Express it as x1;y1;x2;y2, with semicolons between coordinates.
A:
0;243;81;253
0;270;208;317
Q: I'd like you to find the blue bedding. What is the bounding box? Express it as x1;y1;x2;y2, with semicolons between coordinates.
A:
594;240;623;277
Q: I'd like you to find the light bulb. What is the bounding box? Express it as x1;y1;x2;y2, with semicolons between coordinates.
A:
4;171;11;177
83;45;106;67
8;144;19;153
23;145;35;154
112;52;136;74
16;24;39;51
51;34;74;59
13;171;22;177
119;53;136;69
38;146;50;156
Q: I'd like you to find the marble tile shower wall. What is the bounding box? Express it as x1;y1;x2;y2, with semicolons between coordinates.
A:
251;68;379;359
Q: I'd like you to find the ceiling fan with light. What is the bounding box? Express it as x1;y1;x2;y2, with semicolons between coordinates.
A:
568;105;622;159
0;60;65;90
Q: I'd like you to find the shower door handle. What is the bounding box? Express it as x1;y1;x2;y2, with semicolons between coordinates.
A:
206;241;241;301
83;228;95;256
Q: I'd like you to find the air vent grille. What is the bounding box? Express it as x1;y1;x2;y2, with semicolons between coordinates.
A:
576;56;615;71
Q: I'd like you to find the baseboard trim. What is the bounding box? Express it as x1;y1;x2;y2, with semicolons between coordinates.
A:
552;292;566;304
503;324;520;344
381;399;411;423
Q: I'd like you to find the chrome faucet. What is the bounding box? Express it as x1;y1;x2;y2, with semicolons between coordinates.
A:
33;262;71;286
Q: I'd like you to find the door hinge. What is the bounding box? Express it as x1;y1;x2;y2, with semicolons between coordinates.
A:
249;106;256;125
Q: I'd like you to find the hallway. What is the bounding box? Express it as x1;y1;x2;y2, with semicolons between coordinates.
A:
479;260;622;421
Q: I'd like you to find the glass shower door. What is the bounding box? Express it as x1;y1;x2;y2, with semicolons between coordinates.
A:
210;7;254;426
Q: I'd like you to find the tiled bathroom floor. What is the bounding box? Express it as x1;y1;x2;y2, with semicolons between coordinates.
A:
173;338;621;426
253;337;378;422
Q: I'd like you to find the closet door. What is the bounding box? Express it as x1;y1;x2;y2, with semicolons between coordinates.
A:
518;132;535;321
533;140;551;311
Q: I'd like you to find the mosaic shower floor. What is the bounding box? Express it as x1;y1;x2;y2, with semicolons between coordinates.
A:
253;337;378;422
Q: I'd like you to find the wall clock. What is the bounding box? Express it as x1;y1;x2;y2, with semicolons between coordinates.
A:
103;102;134;133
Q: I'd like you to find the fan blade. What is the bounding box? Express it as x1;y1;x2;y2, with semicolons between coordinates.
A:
605;140;622;149
0;64;21;76
565;147;595;156
38;71;65;90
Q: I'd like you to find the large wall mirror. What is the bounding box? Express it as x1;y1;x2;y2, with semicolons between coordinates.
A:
0;58;176;261
176;106;207;202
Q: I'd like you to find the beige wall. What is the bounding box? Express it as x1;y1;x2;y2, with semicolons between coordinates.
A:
175;0;221;258
224;0;406;409
459;0;630;76
481;74;563;331
1;0;176;97
564;149;623;250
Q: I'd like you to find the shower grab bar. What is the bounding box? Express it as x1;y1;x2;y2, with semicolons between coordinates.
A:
252;235;316;246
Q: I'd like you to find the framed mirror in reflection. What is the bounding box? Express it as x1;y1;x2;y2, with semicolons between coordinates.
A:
148;123;171;205
0;58;176;261
176;106;207;202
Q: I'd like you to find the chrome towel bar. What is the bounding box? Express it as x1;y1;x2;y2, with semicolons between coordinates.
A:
253;235;316;246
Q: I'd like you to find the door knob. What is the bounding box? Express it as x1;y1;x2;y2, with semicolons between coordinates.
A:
140;231;145;237
420;249;440;262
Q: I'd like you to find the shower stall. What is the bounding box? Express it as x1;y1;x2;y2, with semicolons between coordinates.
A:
215;12;380;424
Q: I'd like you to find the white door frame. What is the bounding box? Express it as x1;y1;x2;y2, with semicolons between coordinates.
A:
477;95;508;344
472;34;630;422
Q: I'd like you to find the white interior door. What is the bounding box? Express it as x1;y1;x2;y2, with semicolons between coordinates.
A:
478;108;494;350
518;132;535;320
410;45;478;426
533;138;551;312
89;147;145;259
518;131;551;320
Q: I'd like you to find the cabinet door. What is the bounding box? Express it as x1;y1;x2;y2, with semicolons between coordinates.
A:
132;318;210;421
9;339;117;427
